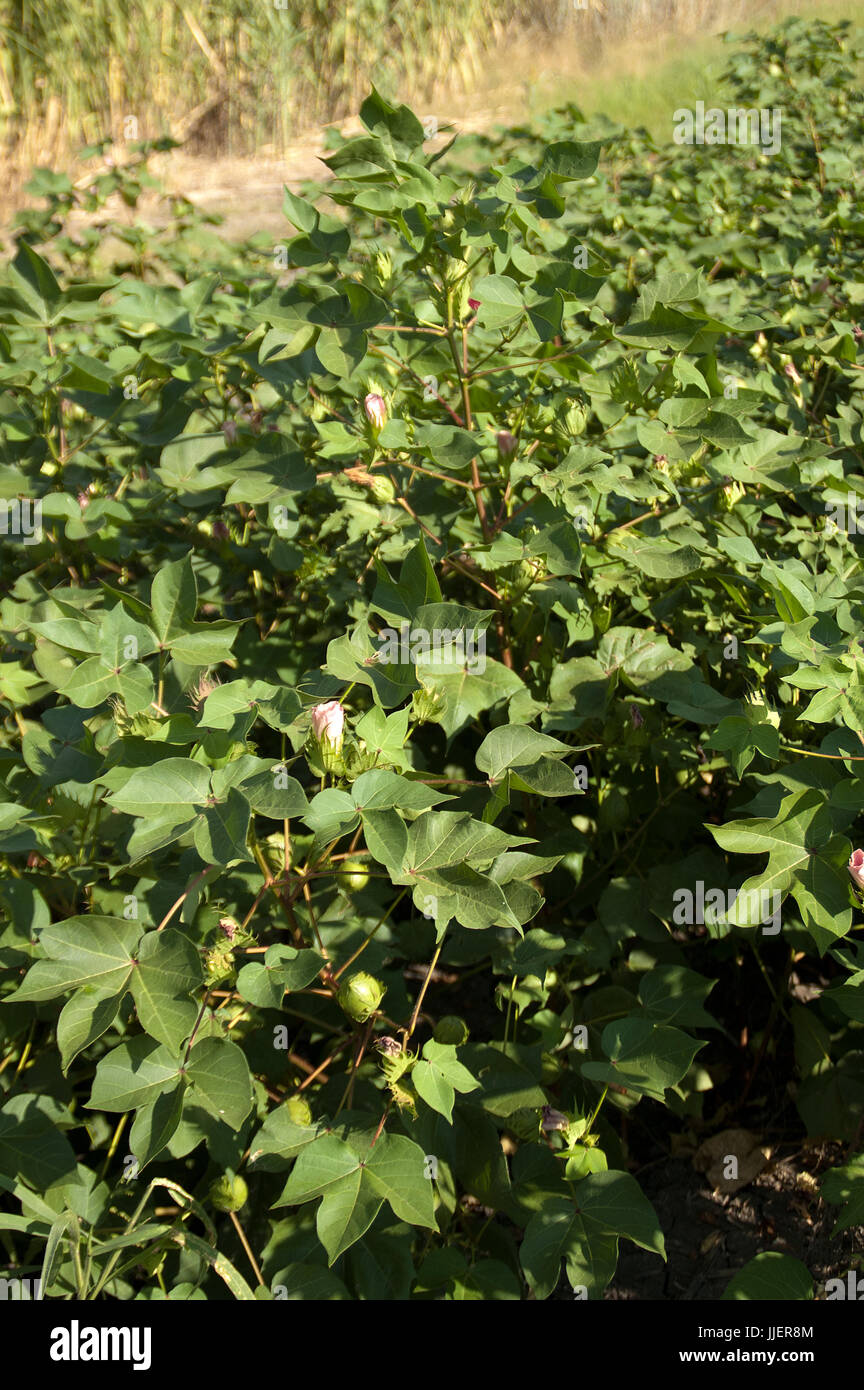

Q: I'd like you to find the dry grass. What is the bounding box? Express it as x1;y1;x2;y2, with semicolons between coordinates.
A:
3;0;856;172
1;0;860;233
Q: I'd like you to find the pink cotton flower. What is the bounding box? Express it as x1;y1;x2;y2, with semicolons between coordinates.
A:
364;394;387;430
496;430;517;459
310;699;345;751
848;849;864;889
467;298;480;312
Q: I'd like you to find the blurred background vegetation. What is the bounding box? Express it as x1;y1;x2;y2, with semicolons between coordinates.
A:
1;0;861;168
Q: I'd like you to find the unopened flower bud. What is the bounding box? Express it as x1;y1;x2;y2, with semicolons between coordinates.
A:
717;479;746;512
219;915;239;942
368;474;396;504
410;684;446;725
309;699;344;752
364;393;387;432
496;430;517;460
541;1105;569;1133
374;250;393;284
565;401;589;437
849;849;864;889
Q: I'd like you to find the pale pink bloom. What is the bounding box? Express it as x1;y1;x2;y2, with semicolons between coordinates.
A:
364;394;387;430
496;430;517;459
784;362;802;385
310;699;345;750
848;849;864;889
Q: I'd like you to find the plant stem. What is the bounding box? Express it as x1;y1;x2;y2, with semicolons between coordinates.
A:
334;888;407;979
229;1210;264;1287
404;942;442;1041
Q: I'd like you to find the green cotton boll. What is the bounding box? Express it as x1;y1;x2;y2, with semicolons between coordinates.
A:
208;1174;248;1213
284;1095;313;1127
337;971;386;1023
336;860;370;893
368;475;396;504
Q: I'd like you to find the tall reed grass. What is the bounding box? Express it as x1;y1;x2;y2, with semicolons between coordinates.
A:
0;0;846;165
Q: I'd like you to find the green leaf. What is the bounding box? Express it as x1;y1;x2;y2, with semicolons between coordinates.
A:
471;275;525;329
475;724;577;796
236;945;323;1008
129;1083;186;1170
129;929;203;1050
412;1040;479;1122
581;1019;704;1100
722;1252;813;1301
520;1169;664;1299
87;1036;181;1112
106;759;212;814
276;1128;435;1263
540;140;602;180
57;988;123;1073
820;1152;864;1236
0;1094;78;1189
9;916;143;1002
709;788;852;950
461;1044;546;1116
186;1037;253;1130
193;787;253;866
